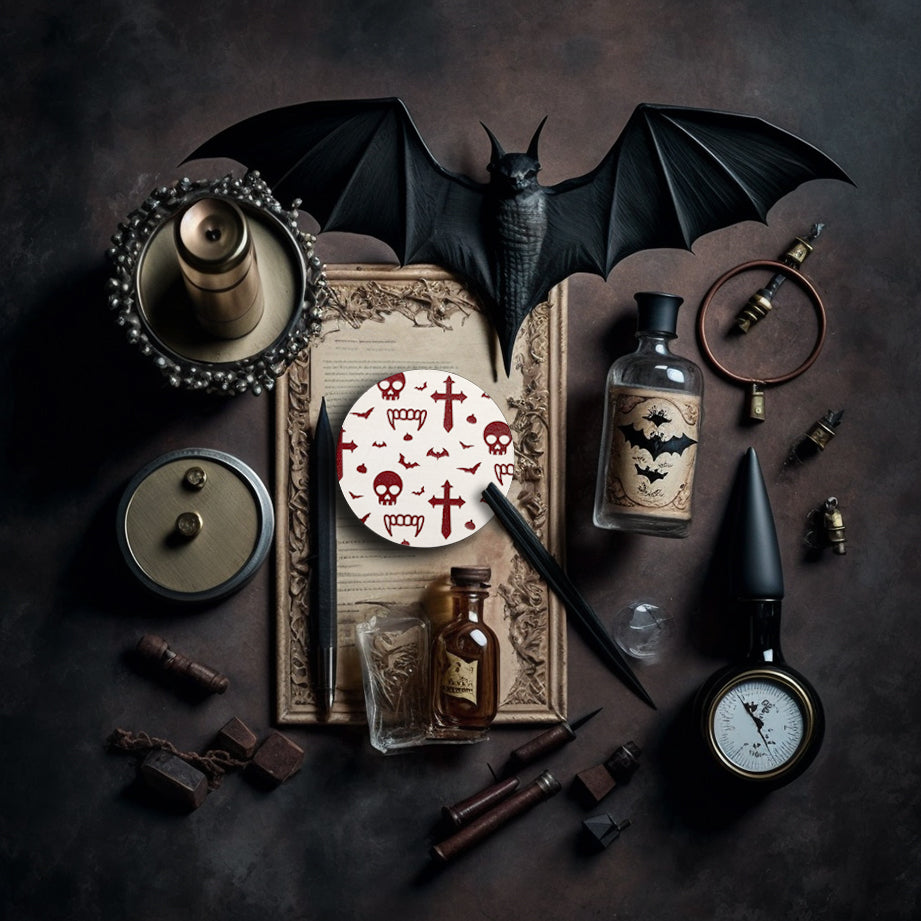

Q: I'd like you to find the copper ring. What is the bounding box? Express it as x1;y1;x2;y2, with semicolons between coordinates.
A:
696;260;827;386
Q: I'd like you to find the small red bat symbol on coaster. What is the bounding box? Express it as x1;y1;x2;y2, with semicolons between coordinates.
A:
458;462;481;474
427;447;449;459
353;407;374;419
399;453;419;469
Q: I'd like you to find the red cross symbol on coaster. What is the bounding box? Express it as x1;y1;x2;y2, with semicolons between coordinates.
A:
428;480;465;539
431;375;467;432
336;428;357;481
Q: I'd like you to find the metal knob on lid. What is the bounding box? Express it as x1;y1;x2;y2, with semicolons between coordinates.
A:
116;448;274;603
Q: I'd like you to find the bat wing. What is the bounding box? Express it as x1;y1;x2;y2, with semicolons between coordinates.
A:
542;103;853;283
184;98;494;297
659;432;697;458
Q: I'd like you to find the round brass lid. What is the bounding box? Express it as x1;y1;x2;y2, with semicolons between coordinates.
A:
117;448;274;602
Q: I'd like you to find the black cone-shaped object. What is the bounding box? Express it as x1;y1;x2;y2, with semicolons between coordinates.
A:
732;447;784;601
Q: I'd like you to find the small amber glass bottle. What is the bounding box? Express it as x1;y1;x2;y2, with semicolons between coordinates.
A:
431;566;499;731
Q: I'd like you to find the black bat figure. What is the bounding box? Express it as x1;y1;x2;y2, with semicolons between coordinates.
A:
634;464;668;483
184;98;852;374
618;424;697;460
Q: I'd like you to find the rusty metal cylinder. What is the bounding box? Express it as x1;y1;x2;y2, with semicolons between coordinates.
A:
136;634;229;694
174;198;265;339
442;776;521;828
431;771;561;864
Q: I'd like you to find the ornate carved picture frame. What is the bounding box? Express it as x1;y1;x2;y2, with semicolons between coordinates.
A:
275;265;567;725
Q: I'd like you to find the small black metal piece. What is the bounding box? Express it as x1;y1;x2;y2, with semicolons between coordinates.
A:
582;814;632;851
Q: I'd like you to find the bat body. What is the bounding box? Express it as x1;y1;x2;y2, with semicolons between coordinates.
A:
186;98;851;373
618;424;697;460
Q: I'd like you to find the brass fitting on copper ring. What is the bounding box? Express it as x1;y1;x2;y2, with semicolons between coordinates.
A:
696;260;827;421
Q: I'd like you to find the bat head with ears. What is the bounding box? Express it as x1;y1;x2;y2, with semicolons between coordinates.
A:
482;118;547;196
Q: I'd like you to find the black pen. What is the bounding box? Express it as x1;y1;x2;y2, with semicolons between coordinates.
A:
482;484;655;709
311;398;338;714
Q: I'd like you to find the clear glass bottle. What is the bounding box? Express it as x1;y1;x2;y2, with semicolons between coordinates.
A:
431;566;499;730
593;292;703;538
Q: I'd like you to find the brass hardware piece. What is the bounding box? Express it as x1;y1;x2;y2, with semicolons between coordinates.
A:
736;291;774;333
747;383;766;422
823;497;847;555
787;409;844;465
183;466;208;490
697;260;827;423
734;224;823;333
806;413;841;451
805;496;847;555
783;235;815;268
175;511;203;539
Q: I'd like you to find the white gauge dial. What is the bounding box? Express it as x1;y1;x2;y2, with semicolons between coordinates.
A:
707;670;813;777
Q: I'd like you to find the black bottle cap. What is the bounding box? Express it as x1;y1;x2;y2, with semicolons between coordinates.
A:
450;566;491;587
634;292;683;336
732;447;784;600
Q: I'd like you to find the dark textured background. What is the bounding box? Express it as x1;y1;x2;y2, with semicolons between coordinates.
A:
2;2;918;919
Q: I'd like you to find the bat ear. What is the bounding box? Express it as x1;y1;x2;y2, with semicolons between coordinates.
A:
527;116;548;162
481;122;506;169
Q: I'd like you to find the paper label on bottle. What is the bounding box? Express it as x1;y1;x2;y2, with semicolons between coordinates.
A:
440;651;478;705
603;388;700;519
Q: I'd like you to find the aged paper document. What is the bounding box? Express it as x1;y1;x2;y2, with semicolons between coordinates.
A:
275;265;567;725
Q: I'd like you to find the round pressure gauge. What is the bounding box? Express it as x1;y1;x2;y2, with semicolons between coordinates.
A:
697;664;824;787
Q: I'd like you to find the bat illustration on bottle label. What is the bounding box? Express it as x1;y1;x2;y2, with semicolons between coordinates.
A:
604;389;700;517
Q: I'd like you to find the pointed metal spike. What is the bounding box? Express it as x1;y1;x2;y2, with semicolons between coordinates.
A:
568;707;603;732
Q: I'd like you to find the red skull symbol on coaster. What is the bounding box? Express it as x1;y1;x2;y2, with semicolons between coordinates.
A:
338;369;515;547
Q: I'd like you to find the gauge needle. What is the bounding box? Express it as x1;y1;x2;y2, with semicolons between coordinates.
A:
738;695;777;761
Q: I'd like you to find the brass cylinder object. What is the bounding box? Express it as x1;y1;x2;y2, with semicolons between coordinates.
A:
806;416;839;451
747;382;766;422
183;466;208;490
736;290;774;333
734;224;823;333
175;511;203;540
784;236;814;268
174;198;265;339
823;498;847;555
